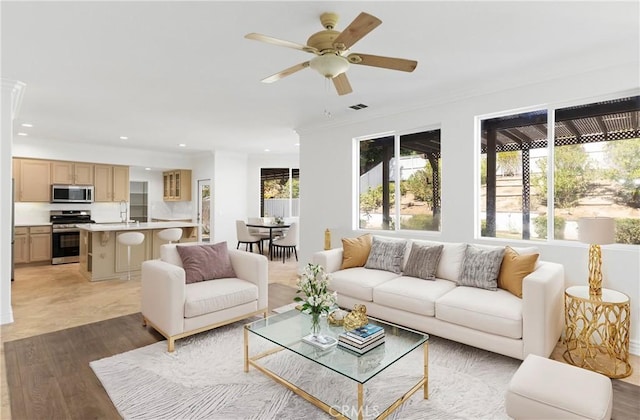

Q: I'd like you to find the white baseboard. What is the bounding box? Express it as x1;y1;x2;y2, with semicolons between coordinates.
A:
0;308;14;325
630;339;639;356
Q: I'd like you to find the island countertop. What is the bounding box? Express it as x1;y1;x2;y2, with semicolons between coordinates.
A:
77;221;199;232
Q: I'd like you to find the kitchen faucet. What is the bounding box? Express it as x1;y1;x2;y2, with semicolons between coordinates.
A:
119;200;129;224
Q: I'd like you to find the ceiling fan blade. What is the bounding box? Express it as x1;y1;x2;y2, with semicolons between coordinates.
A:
348;53;418;72
332;12;382;51
332;73;353;96
261;62;310;83
245;33;318;54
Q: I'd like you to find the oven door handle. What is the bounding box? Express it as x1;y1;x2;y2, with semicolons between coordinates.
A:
52;228;81;233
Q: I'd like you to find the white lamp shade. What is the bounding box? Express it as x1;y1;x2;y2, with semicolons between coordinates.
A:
309;54;350;78
578;217;615;245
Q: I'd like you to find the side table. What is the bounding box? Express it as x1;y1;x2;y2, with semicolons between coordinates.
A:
563;285;632;378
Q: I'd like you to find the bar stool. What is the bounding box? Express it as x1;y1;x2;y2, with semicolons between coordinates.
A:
117;232;145;281
157;228;182;244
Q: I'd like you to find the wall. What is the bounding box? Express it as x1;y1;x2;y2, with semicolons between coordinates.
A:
298;63;640;354
212;151;249;245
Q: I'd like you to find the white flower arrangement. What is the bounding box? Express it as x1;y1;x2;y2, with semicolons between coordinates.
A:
294;263;337;316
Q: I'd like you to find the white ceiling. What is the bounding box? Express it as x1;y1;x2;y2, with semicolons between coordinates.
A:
2;1;638;156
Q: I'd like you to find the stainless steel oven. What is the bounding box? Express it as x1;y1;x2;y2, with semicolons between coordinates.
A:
50;210;94;264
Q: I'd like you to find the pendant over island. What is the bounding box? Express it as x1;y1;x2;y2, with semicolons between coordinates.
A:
76;222;199;281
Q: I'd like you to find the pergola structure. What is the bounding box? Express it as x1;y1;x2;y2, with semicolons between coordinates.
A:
481;96;640;239
360;130;441;230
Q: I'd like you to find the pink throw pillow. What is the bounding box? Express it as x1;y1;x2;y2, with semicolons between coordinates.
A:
176;242;236;284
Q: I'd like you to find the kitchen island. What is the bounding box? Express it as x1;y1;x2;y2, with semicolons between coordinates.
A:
77;222;198;281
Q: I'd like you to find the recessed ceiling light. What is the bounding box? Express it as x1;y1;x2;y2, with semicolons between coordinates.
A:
294;143;300;146
144;167;151;171
120;136;128;140
21;123;33;128
178;143;187;148
17;132;28;136
264;148;270;152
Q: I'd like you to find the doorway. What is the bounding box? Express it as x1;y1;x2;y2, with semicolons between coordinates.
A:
129;181;148;222
197;179;211;242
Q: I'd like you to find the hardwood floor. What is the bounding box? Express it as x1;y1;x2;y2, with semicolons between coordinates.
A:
2;259;638;419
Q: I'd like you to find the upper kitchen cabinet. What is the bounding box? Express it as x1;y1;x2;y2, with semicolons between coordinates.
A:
95;165;130;202
163;169;192;201
51;161;94;185
14;158;51;202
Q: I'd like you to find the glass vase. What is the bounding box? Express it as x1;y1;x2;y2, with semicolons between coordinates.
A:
310;311;321;337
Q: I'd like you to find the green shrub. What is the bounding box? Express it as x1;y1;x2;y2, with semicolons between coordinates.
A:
401;214;437;231
533;215;566;239
615;218;640;245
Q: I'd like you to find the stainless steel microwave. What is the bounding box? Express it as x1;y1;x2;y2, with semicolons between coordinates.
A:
51;184;94;203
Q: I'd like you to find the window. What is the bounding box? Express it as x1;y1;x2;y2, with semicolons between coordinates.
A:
479;95;640;244
261;168;299;218
358;129;441;231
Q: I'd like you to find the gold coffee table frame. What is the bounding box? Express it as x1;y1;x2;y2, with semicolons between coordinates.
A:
243;313;428;420
563;285;632;379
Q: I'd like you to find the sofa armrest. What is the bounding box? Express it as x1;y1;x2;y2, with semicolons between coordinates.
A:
141;259;186;337
522;261;565;358
312;248;344;273
228;249;268;310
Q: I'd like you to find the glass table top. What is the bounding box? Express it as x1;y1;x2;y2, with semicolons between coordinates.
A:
245;309;428;384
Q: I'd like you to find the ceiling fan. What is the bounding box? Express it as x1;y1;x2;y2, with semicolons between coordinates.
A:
245;12;418;96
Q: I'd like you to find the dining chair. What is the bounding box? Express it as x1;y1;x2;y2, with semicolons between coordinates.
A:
270;222;298;263
247;217;271;252
236;220;263;253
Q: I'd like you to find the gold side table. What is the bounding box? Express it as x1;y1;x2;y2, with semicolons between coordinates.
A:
563;285;632;378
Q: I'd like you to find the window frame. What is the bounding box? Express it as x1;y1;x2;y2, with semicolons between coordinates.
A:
354;124;442;233
475;88;640;246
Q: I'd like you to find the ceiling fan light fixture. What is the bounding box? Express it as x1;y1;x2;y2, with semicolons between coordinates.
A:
309;54;350;78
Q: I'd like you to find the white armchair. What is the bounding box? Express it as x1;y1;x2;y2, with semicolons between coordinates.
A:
141;243;268;351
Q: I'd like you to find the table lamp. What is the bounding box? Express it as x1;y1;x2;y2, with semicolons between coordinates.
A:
578;217;615;297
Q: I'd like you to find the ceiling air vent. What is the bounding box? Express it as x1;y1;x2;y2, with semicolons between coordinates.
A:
349;103;369;110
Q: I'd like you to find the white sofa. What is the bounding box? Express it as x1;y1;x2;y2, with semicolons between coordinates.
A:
313;240;565;360
141;243;269;351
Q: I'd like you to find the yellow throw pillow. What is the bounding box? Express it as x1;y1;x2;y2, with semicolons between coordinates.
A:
498;246;539;298
341;234;373;269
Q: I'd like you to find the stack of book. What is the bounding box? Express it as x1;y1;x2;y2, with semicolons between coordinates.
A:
338;324;385;355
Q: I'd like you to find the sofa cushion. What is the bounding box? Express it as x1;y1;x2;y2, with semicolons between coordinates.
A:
176;242;236;284
403;243;444;280
411;240;466;282
435;286;523;339
330;267;399;302
498;246;539;298
365;236;407;274
184;278;258;318
341;234;373;269
374;276;456;316
458;245;505;290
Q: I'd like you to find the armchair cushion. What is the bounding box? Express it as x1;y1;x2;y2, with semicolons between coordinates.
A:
176;242;236;284
184;278;258;318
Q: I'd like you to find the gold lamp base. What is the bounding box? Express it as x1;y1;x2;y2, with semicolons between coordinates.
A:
587;244;603;298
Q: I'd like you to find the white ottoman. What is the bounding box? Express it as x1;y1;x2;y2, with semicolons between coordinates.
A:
505;354;613;420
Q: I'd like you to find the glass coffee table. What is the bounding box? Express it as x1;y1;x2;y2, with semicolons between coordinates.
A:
244;310;429;420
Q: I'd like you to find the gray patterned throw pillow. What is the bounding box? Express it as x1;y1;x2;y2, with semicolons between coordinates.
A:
403;243;444;280
458;245;505;290
364;236;407;274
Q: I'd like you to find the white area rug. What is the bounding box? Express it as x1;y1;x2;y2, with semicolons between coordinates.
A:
91;320;520;419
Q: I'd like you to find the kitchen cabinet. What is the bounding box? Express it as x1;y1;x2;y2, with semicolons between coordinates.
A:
14;225;52;263
163;169;192;201
13;227;29;264
51;161;94;185
14;158;51;202
95;165;129;202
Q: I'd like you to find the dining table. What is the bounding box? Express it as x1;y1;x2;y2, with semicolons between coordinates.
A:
246;222;290;255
